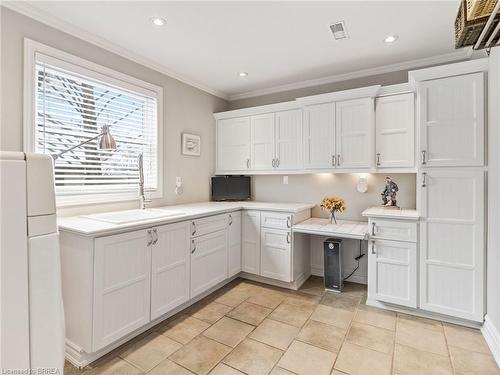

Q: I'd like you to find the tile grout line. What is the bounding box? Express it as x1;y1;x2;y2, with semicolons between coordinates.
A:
329;299;358;373
442;323;458;375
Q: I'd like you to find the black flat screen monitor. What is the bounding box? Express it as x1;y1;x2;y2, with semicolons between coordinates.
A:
211;176;251;201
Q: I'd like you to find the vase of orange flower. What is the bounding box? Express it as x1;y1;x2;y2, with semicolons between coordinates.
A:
320;196;346;224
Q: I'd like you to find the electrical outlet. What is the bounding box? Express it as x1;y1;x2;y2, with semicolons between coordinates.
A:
283;176;288;185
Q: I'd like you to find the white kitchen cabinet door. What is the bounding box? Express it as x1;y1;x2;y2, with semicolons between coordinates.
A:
368;239;417;308
303;102;336;169
419;73;484;167
228;212;242;277
93;230;151;351
191;229;228;298
375;93;415;168
275;109;303;170
250;113;275;170
260;228;292;282
150;222;191;320
336;97;374;168
217;117;251;172
419;169;484;321
242;210;261;275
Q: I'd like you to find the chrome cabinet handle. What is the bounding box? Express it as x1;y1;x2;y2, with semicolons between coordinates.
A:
152;228;158;245
421;150;427;165
272;158;276;168
286;216;291;228
191;221;196;235
246;158;250;169
331;155;336;167
376;153;381;166
421;172;427;188
371;240;376;255
229;214;232;226
276;158;280;167
371;222;376;236
286;232;291;244
191;239;196;254
337;154;341;167
146;230;153;246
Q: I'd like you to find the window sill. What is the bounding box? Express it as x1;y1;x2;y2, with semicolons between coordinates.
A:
55;190;162;208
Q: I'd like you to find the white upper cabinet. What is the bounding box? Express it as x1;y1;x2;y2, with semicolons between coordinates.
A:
419;169;484;321
418;72;484;167
250;113;275;170
275;109;303;170
335;97;374;168
375;93;415;168
217;117;251;172
150;222;191;320
303;102;336;169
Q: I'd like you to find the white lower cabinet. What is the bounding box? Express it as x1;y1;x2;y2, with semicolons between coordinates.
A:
93;229;152;351
228;212;242;277
260;228;292;282
242;210;261;274
368;239;417;308
151;222;191;320
191;229;228;298
419;169;484;322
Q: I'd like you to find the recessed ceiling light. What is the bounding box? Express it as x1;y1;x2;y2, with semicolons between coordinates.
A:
384;35;399;43
238;72;248;77
151;17;167;27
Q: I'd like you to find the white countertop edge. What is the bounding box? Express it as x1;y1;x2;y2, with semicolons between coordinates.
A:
58;201;315;237
361;207;419;221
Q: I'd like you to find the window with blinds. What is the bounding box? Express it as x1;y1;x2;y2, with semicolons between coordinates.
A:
34;54;159;199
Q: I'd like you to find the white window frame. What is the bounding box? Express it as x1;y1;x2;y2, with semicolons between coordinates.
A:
23;38;164;207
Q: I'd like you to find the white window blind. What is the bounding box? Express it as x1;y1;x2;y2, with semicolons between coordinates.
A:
35;54;159;199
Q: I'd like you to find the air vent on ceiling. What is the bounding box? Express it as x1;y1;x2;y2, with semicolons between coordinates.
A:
330;21;349;40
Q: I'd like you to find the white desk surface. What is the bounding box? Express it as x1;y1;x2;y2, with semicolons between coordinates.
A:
292;218;368;240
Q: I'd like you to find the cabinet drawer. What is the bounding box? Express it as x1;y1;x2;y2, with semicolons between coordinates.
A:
261;212;293;230
191;213;228;237
369;218;417;242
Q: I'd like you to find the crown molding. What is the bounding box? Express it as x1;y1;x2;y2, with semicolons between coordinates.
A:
1;1;229;100
4;1;475;103
228;48;473;101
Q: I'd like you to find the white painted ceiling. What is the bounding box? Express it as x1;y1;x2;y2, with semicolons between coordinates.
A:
15;1;464;99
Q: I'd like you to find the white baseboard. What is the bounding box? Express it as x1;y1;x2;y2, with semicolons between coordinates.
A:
366;298;482;329
482;315;500;367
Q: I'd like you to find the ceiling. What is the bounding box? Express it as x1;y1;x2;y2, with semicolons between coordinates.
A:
8;1;467;99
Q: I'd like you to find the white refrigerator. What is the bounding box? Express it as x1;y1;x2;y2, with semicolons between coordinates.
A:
0;152;65;372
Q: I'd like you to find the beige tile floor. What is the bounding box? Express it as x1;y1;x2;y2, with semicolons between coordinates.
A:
65;276;500;375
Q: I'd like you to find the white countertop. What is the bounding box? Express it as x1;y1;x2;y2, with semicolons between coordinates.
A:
292;218;368;240
361;207;419;220
58;201;315;237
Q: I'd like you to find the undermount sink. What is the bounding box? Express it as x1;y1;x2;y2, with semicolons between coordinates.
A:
81;208;185;224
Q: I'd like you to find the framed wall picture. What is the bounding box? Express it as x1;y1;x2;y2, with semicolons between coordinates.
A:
181;133;201;156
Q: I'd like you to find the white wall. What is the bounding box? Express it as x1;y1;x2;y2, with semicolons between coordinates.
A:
252;173;416;221
0;8;227;216
487;48;500;338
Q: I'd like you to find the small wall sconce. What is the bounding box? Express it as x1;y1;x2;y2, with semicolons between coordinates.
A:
357;173;369;193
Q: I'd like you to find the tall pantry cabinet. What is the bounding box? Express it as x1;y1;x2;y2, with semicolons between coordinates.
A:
410;60;487;322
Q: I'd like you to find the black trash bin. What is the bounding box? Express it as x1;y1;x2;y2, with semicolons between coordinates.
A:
324;238;343;292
